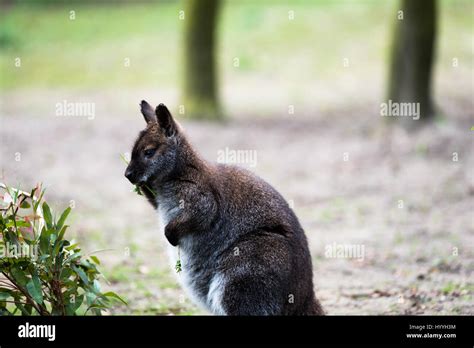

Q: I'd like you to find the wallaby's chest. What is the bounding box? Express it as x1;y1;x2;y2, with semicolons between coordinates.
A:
156;203;217;313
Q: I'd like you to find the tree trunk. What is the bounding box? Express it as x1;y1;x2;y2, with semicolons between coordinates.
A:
387;0;437;125
183;0;222;120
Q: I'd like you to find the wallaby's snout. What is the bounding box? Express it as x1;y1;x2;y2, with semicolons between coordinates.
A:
124;165;139;185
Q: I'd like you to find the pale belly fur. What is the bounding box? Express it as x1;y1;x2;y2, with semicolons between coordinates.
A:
156;205;226;315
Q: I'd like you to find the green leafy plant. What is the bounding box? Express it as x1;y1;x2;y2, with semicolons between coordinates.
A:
0;183;126;315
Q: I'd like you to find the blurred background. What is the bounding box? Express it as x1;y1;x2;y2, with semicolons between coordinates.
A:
0;0;472;314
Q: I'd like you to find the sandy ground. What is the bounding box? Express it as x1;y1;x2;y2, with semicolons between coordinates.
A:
0;88;473;315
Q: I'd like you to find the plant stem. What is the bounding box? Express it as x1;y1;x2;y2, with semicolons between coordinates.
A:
1;271;49;315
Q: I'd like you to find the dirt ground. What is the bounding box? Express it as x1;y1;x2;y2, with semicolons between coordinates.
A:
0;88;473;315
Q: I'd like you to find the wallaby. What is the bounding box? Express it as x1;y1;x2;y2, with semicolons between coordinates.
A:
125;100;324;315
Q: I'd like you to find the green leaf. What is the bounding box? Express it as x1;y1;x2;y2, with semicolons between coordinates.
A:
133;185;143;195
15;302;30;315
33;189;46;212
175;259;182;273
50;233;57;245
103;291;127;305
72;265;89;285
72;294;84;309
20;201;31;209
81;259;98;274
12;188;19;203
89;304;107;315
65;243;79;251
42;202;53;230
85;291;97;305
58;225;68;242
64;252;81;264
59;267;73;281
65;294;84;315
90;255;100;265
15;220;31;227
0;288;14;301
5;220;15;228
26;274;43;304
52;239;68;259
56;207;71;232
39;228;53;254
24;303;33;315
11;267;29;287
0;307;12;316
92;279;101;293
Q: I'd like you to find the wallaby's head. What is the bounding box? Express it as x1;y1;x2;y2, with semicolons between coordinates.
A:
125;100;181;186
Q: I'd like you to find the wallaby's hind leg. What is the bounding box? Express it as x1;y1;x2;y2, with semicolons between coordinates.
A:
220;273;286;315
220;269;323;315
217;231;316;315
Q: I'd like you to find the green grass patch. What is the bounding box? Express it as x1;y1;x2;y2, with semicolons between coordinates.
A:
1;0;470;97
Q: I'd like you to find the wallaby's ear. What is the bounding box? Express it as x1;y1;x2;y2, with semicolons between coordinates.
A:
155;103;177;137
140;100;157;124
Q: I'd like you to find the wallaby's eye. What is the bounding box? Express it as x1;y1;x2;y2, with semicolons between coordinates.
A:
143;148;156;158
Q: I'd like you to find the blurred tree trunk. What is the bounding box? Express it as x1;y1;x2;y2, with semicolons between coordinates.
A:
387;0;437;125
183;0;222;120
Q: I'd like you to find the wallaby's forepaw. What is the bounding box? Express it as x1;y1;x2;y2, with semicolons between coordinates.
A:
164;224;179;246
